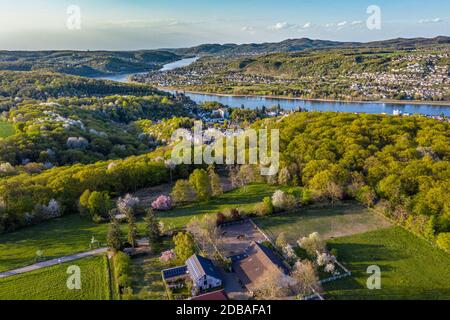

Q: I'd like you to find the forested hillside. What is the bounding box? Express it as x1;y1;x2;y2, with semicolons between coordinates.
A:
0;71;157;100
0;50;181;76
255;112;449;241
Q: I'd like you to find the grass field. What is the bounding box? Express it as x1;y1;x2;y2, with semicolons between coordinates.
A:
323;227;450;300
0;184;279;273
0;120;15;138
255;202;391;243
126;239;174;300
157;183;292;230
0;255;112;300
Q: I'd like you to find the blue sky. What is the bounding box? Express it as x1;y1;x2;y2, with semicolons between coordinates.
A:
0;0;449;50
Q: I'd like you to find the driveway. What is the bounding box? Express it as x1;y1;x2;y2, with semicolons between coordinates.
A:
218;268;251;300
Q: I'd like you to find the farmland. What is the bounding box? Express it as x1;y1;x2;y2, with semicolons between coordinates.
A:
255;202;391;243
323;227;450;300
0;255;112;300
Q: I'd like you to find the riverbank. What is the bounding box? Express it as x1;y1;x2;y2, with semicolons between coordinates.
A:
158;87;450;107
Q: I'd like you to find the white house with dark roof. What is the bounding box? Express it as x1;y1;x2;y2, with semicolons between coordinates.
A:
186;254;222;292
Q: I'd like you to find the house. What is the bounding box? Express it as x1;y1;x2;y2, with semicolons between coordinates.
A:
232;242;290;293
190;290;228;301
212;108;229;119
162;254;223;294
186;254;223;293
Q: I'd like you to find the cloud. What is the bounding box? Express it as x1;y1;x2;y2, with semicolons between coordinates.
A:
268;22;295;31
337;21;348;27
303;22;312;29
241;26;256;34
351;20;363;25
419;18;442;24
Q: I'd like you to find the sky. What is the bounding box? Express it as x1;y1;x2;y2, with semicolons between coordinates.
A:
0;0;449;50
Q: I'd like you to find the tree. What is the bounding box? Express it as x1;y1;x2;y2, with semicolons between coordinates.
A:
278;167;292;185
88;191;112;219
127;211;138;248
208;166;223;197
189;169;212;201
291;260;321;298
107;218;123;252
173;232;196;263
78;189;91;216
275;232;288;250
297;232;325;257
253;268;294;299
117;194;140;216
144;209;161;251
326;182;344;206
151;195;172;211
171;180;197;204
436;233;450;252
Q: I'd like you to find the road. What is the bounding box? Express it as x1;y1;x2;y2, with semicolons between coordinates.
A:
0;248;108;279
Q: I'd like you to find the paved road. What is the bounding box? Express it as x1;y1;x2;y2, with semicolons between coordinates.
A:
0;248;108;279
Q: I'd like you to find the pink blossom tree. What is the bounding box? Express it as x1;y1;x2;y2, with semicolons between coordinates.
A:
152;195;173;211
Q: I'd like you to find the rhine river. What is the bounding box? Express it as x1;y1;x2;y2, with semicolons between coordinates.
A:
96;57;450;116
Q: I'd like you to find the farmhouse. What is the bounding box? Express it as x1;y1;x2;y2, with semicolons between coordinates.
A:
187;254;223;292
232;242;290;293
162;254;223;295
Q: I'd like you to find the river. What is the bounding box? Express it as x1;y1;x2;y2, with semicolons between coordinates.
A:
95;58;450;116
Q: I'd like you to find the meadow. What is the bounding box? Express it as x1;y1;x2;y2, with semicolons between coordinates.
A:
323;227;450;300
0;120;15;138
255;202;391;243
0;183;280;272
125;238;174;300
0;255;112;300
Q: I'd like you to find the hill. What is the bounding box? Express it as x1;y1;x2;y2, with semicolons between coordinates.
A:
170;36;450;56
0;50;181;76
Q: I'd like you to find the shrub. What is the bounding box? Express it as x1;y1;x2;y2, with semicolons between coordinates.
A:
223;208;241;221
151;195;173;211
216;212;227;225
254;202;272;216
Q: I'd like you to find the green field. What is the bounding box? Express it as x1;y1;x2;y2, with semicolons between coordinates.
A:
126;239;174;300
0;256;112;300
0;183;279;273
323;227;450;300
157;183;291;230
0;120;15;138
256;202;391;243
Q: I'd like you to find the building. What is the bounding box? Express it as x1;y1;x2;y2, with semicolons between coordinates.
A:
232;242;291;294
162;254;223;295
190;290;228;301
212;108;229;119
186;254;223;292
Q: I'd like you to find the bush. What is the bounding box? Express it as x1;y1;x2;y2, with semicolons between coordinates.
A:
223;208;241;221
216;212;227;225
253;202;272;216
